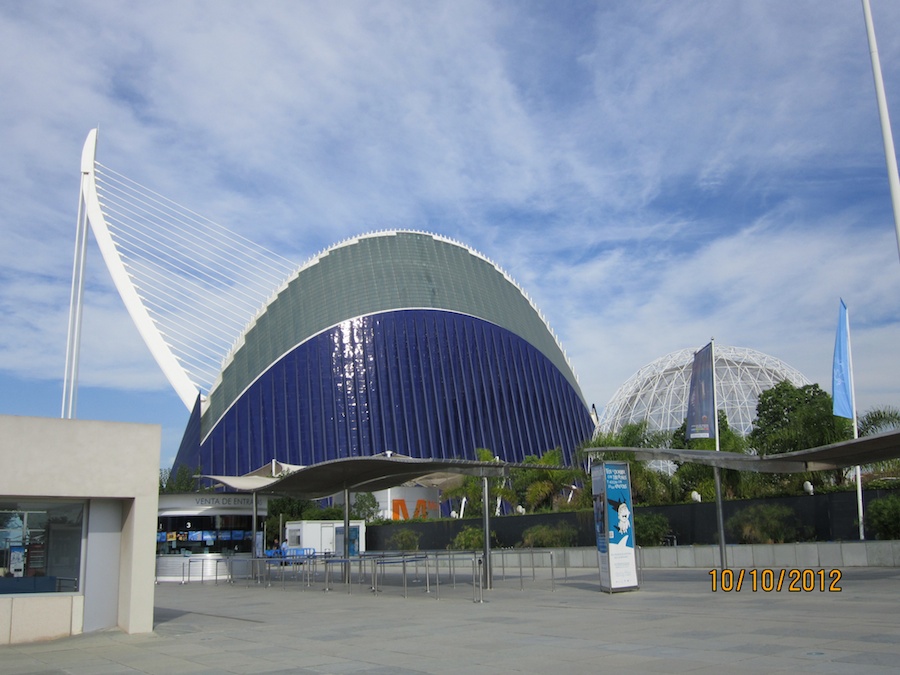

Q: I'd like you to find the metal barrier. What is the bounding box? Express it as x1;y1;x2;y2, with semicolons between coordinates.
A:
428;550;479;589
473;556;483;603
371;553;429;598
181;557;230;585
162;548;579;598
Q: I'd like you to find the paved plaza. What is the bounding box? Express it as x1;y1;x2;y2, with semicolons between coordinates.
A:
2;566;900;674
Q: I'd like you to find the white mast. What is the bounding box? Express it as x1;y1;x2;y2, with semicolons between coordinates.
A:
61;129;98;418
862;0;900;263
845;305;864;540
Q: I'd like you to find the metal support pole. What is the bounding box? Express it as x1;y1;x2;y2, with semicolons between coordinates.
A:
856;465;865;540
713;467;728;570
481;476;492;589
252;491;258;558
550;550;555;592
343;486;351;585
711;339;728;570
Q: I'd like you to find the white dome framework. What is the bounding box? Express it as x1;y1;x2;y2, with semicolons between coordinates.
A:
598;346;811;437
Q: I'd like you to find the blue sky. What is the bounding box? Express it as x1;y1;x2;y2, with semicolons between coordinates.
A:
2;1;900;469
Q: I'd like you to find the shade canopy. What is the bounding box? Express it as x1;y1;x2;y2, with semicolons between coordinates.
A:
203;454;566;499
587;429;900;473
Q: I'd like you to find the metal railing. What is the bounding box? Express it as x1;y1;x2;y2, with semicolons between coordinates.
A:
158;547;592;599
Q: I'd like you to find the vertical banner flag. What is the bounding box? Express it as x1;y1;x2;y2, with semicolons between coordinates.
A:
592;461;638;592
833;299;854;419
687;342;716;439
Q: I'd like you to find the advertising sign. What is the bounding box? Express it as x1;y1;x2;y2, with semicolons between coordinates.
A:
687;342;716;439
9;546;25;577
592;461;638;592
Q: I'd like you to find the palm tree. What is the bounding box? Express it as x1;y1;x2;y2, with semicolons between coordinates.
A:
858;406;900;437
442;449;517;518
582;421;678;504
510;448;584;512
858;406;900;477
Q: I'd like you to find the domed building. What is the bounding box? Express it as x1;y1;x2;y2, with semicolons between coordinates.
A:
174;231;594;476
597;345;811;437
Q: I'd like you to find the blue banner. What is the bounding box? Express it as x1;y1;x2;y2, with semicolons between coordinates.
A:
832;299;854;419
687;342;716;439
592;461;638;592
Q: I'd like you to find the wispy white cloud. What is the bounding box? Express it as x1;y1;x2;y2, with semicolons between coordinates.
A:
2;1;900;463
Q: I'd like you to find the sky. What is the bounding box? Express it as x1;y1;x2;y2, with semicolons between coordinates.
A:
2;1;900;469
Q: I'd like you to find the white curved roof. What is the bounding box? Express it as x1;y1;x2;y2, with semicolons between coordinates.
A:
217;229;577;391
598;345;811;437
204;229;586;428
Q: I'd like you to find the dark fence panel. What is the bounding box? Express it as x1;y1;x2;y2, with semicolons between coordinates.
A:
367;510;596;550
366;489;899;550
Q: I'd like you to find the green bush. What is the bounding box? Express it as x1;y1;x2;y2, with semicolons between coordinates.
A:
520;523;577;548
865;478;900;491
449;526;494;550
726;504;806;544
867;493;900;540
386;529;421;551
351;492;380;522
634;512;670;547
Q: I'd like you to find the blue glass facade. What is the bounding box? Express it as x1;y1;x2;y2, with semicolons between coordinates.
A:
174;231;593;477
182;310;592;476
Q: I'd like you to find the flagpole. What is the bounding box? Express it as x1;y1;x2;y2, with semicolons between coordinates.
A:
833;300;863;539
710;338;728;570
845;308;863;540
862;0;900;263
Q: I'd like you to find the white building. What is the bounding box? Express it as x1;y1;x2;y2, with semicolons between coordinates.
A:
0;416;159;644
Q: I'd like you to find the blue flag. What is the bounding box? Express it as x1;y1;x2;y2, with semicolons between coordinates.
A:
832;299;854;419
687;342;716;439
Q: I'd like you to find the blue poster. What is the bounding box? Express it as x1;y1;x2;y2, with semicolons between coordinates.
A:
592;461;638;592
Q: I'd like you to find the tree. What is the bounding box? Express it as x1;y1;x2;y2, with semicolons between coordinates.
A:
866;493;900;540
442;449;517;518
671;410;746;500
748;381;852;456
858;406;900;477
590;419;674;451
158;465;201;493
510;448;584;512
858;406;900;437
351;492;380;521
748;380;853;490
583;421;678;505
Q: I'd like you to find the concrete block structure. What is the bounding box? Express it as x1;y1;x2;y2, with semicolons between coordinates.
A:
0;415;159;644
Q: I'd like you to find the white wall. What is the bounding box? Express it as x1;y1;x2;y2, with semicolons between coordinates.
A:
0;415;160;643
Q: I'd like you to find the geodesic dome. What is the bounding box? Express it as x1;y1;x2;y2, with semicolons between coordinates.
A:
597;345;811;437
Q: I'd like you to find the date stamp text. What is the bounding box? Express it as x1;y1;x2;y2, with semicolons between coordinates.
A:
709;568;842;592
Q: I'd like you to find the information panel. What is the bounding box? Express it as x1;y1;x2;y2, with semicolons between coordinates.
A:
592;461;639;592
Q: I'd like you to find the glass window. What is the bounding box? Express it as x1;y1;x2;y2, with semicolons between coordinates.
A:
0;499;84;593
155;514;256;555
